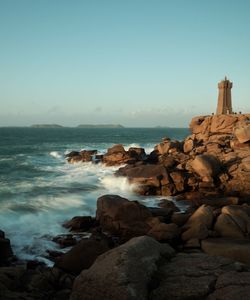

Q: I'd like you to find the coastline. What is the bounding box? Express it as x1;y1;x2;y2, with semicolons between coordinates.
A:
1;113;250;299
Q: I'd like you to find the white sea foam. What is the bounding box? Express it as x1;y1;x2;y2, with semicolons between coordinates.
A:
50;151;62;159
124;143;154;154
0;157;141;262
100;175;137;195
124;143;140;151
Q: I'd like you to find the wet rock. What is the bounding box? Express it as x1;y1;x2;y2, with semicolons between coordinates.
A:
53;234;77;248
127;147;146;160
96;195;152;240
46;250;64;260
0;230;5;238
63;216;96;232
79;150;97;162
158;199;180;212
103;144;131;166
55;235;112;275
0;231;14;266
66;150;98;163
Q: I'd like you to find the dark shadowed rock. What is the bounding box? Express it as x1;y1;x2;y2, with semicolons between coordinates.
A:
96;195;182;243
127;147;146;160
149;252;243;300
0;231;14;266
66;150;98;163
207;271;250;300
181;204;214;241
207;284;250;300
52;234;77;248
147;222;179;241
63;216;96;232
214;205;250;238
0;265;75;299
201;238;250;264
55;235;111;275
0;230;5;238
79;150;97;161
96;195;152;240
214;214;245;238
171;212;191;226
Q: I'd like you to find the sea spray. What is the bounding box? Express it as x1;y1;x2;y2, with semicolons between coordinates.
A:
0;127;190;262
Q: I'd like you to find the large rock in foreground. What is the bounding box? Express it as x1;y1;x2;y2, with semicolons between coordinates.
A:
151;252;250;300
71;236;250;300
71;236;175;300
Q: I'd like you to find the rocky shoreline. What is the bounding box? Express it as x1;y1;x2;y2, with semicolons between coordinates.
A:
1;113;250;300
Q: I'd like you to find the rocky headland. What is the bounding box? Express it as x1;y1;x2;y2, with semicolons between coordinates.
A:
67;113;250;198
1;113;250;300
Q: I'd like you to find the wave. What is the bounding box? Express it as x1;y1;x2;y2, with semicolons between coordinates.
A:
100;175;137;195
0;158;140;262
50;151;62;159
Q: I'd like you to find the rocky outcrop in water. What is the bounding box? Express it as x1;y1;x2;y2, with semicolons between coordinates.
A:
67;114;250;199
116;114;250;198
0;230;14;267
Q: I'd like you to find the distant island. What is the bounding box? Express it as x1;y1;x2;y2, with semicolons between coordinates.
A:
31;124;64;128
77;124;124;128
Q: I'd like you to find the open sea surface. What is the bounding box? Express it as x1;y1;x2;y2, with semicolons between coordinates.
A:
0;127;189;263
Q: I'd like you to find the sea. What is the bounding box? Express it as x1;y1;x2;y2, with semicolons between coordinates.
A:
0;127;190;264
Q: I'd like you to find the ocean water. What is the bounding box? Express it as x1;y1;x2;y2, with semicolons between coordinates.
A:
0;127;189;263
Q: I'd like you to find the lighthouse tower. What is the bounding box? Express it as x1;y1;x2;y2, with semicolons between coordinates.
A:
216;77;233;115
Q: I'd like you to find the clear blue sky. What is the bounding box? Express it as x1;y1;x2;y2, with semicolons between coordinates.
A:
0;0;249;127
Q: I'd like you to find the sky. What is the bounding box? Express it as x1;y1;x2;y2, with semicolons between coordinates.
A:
0;0;250;127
